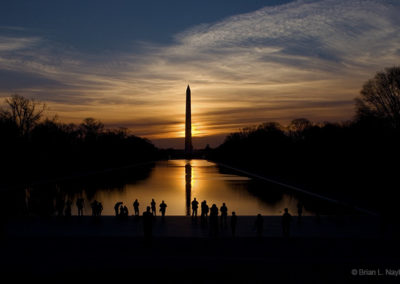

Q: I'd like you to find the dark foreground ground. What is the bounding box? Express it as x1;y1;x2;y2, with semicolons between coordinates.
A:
1;216;399;283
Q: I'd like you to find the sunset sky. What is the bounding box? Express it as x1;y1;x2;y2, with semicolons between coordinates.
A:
1;0;400;148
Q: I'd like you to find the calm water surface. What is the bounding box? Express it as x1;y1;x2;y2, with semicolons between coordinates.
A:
66;159;316;216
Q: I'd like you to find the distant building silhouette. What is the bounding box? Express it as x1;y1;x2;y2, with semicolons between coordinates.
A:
185;85;193;157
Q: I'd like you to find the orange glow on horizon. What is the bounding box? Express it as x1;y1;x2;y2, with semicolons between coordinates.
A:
177;123;203;138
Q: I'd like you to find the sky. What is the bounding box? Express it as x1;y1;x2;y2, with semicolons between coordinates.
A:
1;0;400;148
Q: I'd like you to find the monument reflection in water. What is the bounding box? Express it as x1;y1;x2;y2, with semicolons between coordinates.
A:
55;159;314;216
185;162;192;216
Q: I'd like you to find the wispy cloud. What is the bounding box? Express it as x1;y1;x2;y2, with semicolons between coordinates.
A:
0;0;400;147
0;35;41;52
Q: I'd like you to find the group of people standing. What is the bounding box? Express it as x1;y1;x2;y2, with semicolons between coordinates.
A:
190;197;295;238
190;198;232;236
90;200;103;217
192;198;228;221
114;202;129;217
114;199;168;218
61;196;299;238
55;197;103;217
73;198;104;217
55;198;73;217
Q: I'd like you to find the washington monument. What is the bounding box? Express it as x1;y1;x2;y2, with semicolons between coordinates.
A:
185;85;193;156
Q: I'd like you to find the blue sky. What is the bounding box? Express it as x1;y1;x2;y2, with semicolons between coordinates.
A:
1;0;400;148
1;0;291;52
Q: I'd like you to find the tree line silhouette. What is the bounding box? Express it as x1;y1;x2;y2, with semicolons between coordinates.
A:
1;66;399;218
0;95;158;186
210;67;400;216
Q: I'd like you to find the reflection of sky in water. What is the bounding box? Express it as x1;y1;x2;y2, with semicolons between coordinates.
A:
69;159;314;216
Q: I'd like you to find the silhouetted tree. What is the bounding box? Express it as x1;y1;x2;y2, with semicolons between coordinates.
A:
211;110;400;216
80;117;104;140
0;94;45;136
0;95;159;186
288;118;312;140
355;67;400;128
0;113;19;140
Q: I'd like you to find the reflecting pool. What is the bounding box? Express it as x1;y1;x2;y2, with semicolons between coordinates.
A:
55;159;320;216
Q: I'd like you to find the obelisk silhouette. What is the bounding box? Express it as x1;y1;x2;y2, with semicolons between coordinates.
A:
185;85;193;157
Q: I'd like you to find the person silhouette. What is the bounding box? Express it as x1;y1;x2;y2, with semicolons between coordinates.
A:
143;206;153;245
297;202;303;223
159;200;167;217
151;199;156;216
204;203;209;219
210;204;219;237
201;200;209;224
191;198;199;218
210;204;219;217
282;208;292;237
56;197;65;217
231;212;237;237
91;200;98;216
133;199;140;216
114;202;122;217
201;200;206;219
120;205;128;218
255;214;264;237
64;200;72;217
98;202;103;216
220;203;228;227
76;198;84;216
